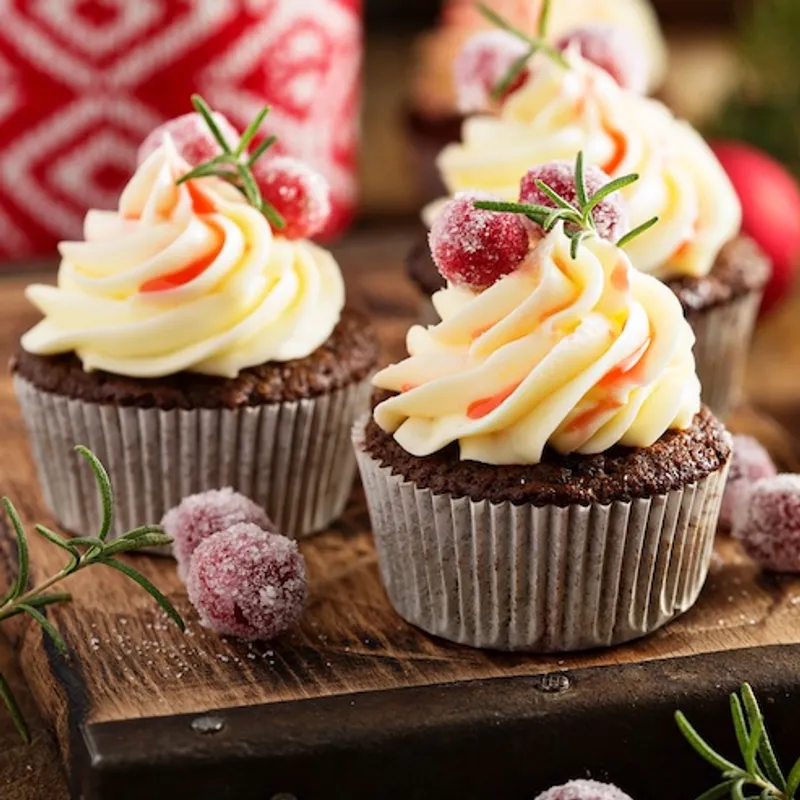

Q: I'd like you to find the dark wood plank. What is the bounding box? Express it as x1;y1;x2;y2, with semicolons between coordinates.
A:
1;231;800;799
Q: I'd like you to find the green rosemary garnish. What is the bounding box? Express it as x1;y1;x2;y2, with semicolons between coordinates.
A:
0;446;184;743
175;95;286;230
473;151;658;259
676;683;800;799
477;0;568;101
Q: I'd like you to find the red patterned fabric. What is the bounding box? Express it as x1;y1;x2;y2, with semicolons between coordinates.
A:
0;0;362;262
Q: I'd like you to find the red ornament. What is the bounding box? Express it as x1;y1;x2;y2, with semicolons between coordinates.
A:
711;141;800;315
253;156;332;240
556;24;648;94
520;161;630;242
429;191;531;290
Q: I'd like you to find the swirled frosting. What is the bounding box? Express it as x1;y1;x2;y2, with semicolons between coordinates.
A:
411;0;668;118
22;137;344;379
437;51;742;280
374;224;700;465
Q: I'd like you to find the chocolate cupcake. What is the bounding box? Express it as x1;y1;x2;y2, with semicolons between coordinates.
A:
14;99;379;541
417;47;770;417
407;0;667;204
355;178;731;652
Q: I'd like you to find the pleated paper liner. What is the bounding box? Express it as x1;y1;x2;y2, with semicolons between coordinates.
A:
689;291;762;419
15;375;372;544
354;418;731;653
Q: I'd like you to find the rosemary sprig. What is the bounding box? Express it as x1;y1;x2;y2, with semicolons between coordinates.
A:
0;446;184;742
677;683;798;799
473;151;658;259
477;0;568;101
175;95;286;230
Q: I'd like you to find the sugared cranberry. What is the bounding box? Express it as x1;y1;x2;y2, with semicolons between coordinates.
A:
719;436;777;531
187;524;307;641
138;112;240;167
455;29;532;113
557;24;648;94
520;161;630;242
162;488;273;582
733;474;800;572
429;192;531;290
535;780;633;800
252;155;331;240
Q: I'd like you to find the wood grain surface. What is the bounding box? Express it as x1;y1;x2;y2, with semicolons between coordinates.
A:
1;229;800;798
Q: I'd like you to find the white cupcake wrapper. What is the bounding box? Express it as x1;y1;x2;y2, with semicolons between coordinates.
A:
688;291;762;418
354;418;730;652
14;375;373;545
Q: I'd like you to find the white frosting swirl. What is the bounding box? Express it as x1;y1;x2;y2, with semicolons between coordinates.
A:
437;51;742;280
374;224;700;466
22;138;344;379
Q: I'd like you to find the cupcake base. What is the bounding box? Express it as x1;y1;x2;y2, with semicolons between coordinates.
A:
354;413;731;652
13;309;379;542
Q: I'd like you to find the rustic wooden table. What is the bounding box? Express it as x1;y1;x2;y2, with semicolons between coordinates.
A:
1;228;800;799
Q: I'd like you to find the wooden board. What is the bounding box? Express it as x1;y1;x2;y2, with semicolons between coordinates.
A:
2;231;800;799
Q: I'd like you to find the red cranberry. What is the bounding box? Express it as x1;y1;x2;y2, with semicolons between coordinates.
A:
429;192;532;290
719;436;777;532
138;112;240;167
520;161;630;242
252;155;331;239
535;780;633;800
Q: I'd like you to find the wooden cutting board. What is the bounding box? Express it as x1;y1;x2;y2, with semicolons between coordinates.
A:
2;232;800;800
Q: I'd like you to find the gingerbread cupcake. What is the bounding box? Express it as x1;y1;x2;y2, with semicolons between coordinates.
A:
14;98;379;541
356;162;731;652
413;27;771;417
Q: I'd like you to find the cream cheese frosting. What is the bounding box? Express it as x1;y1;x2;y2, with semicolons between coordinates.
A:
22;137;344;379
437;51;742;280
374;224;700;465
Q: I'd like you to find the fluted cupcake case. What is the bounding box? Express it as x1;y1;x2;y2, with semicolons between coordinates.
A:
15;376;372;543
689;292;763;418
354;418;730;653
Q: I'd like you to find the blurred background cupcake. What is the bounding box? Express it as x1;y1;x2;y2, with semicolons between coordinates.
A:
406;0;668;204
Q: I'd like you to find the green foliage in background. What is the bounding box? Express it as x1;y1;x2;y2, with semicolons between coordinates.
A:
711;0;800;174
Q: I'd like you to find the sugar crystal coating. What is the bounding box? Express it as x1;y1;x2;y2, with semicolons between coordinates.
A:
557;24;649;94
733;474;800;572
187;524;307;641
520;161;630;243
535;780;634;800
252;155;332;240
455;29;532;113
429;191;532;290
162;488;273;582
138;112;240;167
719;435;777;531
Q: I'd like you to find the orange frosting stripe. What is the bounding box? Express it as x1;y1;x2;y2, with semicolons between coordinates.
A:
467;382;521;419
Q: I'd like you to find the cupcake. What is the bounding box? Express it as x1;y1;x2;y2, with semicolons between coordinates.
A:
13;98;379;541
412;41;771;417
407;0;667;203
355;164;731;652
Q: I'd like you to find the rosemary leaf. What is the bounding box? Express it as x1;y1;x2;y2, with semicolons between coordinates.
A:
191;95;233;154
731;779;747;800
785;754;800;798
68;536;106;550
695;781;738;800
538;0;552;37
492;46;535;101
2;498;29;603
19;604;68;656
741;684;787;791
175;162;236;185
744;718;766;777
584;173;639;213
731;694;751;760
535;179;580;212
34;525;79;559
236;105;271;156
675;711;741;773
574;152;588;208
247;135;278;167
261;201;287;231
75;446;114;541
0;671;29;743
102;535;174;557
100;558;185;632
477;3;532;43
617;217;659;248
